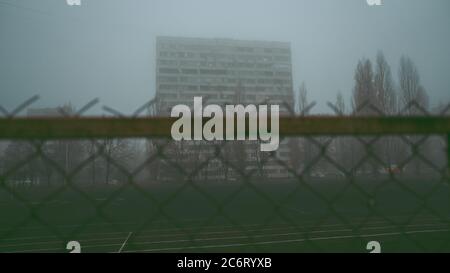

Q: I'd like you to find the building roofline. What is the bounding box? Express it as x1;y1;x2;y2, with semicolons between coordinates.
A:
156;36;291;48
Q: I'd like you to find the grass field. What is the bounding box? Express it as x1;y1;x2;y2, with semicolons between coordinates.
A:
1;178;450;253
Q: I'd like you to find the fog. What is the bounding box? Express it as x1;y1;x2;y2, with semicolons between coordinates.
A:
1;0;449;114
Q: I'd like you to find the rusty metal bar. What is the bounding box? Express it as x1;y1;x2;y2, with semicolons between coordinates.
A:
0;116;450;140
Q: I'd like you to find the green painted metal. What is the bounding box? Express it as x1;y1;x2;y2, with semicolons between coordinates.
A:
0;116;450;139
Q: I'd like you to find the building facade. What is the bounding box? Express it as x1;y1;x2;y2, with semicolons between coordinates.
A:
153;36;295;181
155;36;294;113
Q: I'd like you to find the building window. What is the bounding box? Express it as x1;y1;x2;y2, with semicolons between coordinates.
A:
159;68;179;74
182;69;198;75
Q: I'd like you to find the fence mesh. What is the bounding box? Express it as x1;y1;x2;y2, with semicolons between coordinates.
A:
0;97;449;253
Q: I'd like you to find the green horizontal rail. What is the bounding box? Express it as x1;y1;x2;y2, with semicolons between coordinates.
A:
0;116;449;139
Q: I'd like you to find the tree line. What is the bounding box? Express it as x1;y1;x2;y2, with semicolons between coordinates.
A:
289;52;447;177
1;52;447;186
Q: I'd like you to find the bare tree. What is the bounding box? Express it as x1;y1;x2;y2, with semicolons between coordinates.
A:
353;59;376;115
399;55;429;112
101;139;135;185
333;92;353;173
2;141;35;186
374;51;401;169
335;91;346;114
398;56;430;175
352;59;379;174
297;82;308;114
289;82;313;175
374;51;397;115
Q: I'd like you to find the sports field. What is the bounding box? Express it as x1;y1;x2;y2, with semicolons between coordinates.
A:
1;179;449;253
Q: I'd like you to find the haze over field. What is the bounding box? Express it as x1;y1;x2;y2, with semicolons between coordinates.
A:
0;0;449;114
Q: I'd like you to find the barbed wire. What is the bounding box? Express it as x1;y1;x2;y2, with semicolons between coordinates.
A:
0;96;449;252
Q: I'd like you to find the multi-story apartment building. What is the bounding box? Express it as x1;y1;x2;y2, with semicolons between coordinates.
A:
153;36;295;181
155;36;293;114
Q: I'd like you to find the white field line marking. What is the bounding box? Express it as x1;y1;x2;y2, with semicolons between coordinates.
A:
118;232;132;253
5;222;449;253
1;213;442;243
0;222;263;243
3;219;440;247
2;224;344;248
2;216;447;248
126;228;450;253
122;223;450;248
110;222;450;247
0;224;317;248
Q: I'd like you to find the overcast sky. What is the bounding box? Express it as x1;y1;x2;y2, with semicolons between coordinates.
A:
0;0;449;114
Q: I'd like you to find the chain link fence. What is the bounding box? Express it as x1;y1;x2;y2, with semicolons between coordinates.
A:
0;96;449;253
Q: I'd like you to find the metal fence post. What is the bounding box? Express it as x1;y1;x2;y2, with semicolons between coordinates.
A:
448;134;450;178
